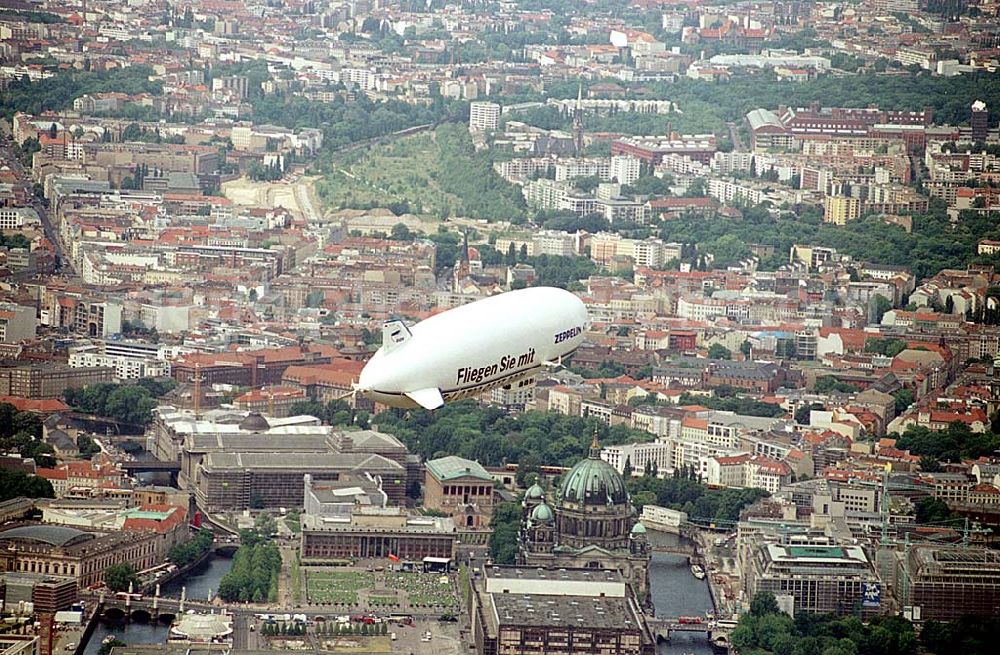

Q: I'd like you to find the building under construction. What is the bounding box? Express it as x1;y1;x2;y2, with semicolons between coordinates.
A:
894;545;1000;620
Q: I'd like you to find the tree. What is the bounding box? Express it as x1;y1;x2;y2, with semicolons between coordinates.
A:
892;389;914;415
814;376;861;394
48;122;57;139
390;222;414;241
254;511;277;537
622;456;633;478
0;468;54;501
750;591;781;617
914;496;952;524
105;563;138;592
708;344;732;360
77;434;101;458
98;639;126;655
919;455;943;472
872;295;893;324
795;403;823;425
488;502;521;565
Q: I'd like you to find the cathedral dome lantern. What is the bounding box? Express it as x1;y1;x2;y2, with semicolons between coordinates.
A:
558;433;629;506
524;482;545;506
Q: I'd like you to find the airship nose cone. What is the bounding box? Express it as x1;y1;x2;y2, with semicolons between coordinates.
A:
358;356;389;392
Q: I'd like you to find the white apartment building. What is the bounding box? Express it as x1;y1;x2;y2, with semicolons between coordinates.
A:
0;207;39;230
712;151;755;175
707;453;752;488
630;408;682;439
599;198;650;225
488;377;536;407
559;193;599;216
469;101;501;131
746;456;792;493
534;230;579;257
676;296;729;321
707;178;766;206
340;68;377;90
706;453;792;492
601;441;674;476
68;341;171;381
554;158;611;182
523;179;570;210
493;158;551;182
610;155;641;185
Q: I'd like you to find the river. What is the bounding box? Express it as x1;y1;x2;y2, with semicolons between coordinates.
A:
83;555;233;655
649;532;716;655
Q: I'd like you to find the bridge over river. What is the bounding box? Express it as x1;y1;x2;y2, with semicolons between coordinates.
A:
646;617;735;649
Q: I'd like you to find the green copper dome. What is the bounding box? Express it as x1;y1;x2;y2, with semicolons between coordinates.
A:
530;502;554;523
525;483;545;500
559;435;629;506
631;522;647;534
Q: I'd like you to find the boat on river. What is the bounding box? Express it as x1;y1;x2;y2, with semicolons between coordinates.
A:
690;563;706;579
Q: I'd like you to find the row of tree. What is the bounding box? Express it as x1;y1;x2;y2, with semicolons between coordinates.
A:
0;67;161;120
0;468;54;502
732;591;918;655
288;399;369;428
676;391;788;419
895;421;1000;462
0;402;54;467
167;528;214;567
64;379;176;426
627;468;769;524
217;525;281;603
373;401;654;468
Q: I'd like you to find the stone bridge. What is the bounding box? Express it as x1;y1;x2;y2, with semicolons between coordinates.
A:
94;591;217;623
647;617;734;650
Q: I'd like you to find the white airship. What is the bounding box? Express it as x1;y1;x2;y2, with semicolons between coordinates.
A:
355;286;590;410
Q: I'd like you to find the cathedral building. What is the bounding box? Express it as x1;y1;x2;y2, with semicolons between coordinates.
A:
519;435;651;603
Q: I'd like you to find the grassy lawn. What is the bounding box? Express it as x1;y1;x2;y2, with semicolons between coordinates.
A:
284;516;301;534
385;572;457;609
305;570;375;605
316;124;526;222
303;569;458;609
317;130;460;218
367;595;401;607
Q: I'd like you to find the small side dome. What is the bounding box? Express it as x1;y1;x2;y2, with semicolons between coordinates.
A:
239;411;270;432
631;521;647;535
530;502;554;523
525;483;545;500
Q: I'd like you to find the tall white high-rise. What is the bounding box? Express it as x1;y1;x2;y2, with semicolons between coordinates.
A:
469;101;501;132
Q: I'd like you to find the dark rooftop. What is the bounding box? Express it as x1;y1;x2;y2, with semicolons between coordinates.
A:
0;525;94;547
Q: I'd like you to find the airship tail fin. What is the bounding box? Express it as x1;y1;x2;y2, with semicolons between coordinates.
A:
382;319;412;354
405;387;445;410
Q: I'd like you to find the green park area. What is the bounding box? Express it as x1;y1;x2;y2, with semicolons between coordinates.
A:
316;123;526;222
384;572;456;609
305;570;375;606
304;569;457;610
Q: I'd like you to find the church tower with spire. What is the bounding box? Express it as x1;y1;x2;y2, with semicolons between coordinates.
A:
573;83;585;153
